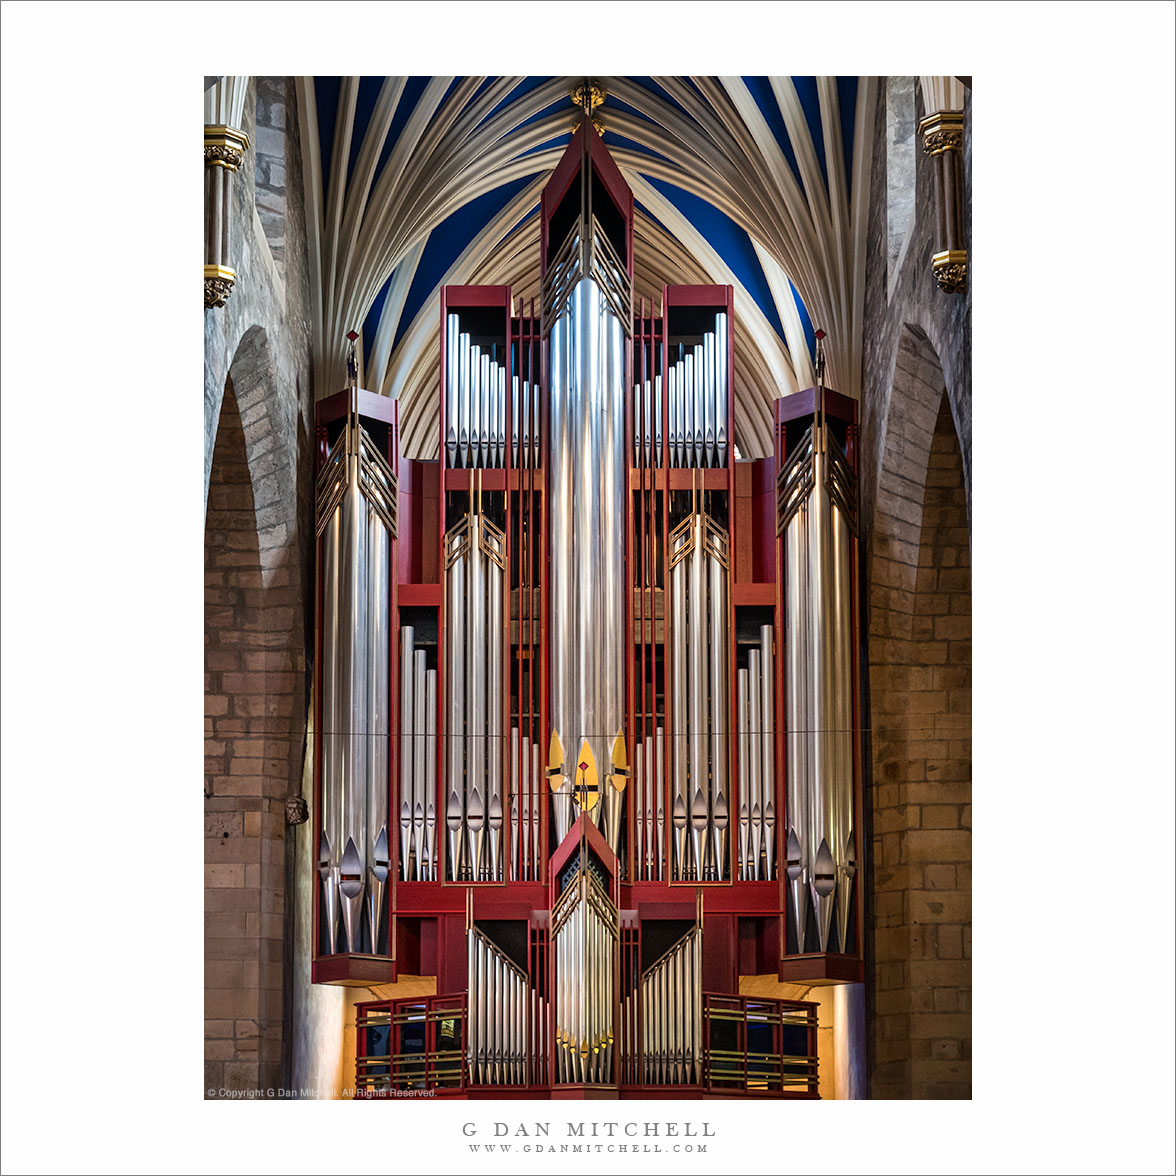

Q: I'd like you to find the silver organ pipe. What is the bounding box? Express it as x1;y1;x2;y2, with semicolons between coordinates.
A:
670;513;731;880
736;630;777;882
780;405;858;953
442;492;506;881
552;868;618;1085
759;624;777;882
424;666;437;881
670;529;688;880
413;648;427;880
511;375;519;469
748;647;763;880
458;332;471;468
398;626;414;882
469;344;482;468
737;667;751;880
447;328;510;469
666;316;728;468
487;534;503;882
396;635;437;884
640;926;701;1085
315;402;395;955
703;331;715;468
445;313;459;467
465;924;539;1086
547;261;627;847
510;727;520;881
479;351;490;467
445;525;466;880
715;315;728;466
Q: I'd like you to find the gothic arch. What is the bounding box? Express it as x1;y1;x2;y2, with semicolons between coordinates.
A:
204;326;308;1097
866;324;971;1099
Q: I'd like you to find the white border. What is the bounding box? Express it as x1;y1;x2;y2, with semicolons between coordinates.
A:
1;3;1173;1174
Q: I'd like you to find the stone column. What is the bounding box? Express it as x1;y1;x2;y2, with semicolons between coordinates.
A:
918;110;966;293
204;125;250;308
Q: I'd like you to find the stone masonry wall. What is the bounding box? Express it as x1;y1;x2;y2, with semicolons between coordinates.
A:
859;80;972;1098
204;76;315;1099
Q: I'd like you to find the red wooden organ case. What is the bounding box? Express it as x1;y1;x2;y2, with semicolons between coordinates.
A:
311;122;862;1099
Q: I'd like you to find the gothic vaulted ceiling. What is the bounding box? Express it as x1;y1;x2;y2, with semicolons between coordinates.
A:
295;76;879;459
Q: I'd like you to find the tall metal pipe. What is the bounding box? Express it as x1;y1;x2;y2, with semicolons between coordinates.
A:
688;516;707;879
832;470;856;951
487;527;503;880
809;443;837;950
458;332;471;468
318;510;341;950
654;725;665;881
759;624;776;881
700;333;710;465
412;648;427;880
496;361;507;468
715;313;728;467
547;274;626;840
709;531;730;879
748;646;763;881
399;626;415;881
737;666;751;880
365;510;390;949
338;453;369;952
468;345;480;468
424;667;437;881
670;529;688;879
510;726;520;881
445;532;465;880
445;314;459;466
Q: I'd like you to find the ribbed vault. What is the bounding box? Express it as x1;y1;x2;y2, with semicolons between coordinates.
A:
283;76;953;454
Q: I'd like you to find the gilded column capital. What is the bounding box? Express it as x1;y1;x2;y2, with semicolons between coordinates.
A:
931;250;967;294
204;124;251;170
918;110;964;156
204;264;236;308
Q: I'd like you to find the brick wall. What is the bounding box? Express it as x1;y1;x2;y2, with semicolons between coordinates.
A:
868;342;971;1098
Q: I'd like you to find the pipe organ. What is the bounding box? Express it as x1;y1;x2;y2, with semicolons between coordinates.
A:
314;119;861;1096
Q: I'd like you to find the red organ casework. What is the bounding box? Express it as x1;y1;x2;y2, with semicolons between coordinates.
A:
313;116;862;1097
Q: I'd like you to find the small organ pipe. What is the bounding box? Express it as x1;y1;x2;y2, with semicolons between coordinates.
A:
424;668;437;881
715;314;728;466
759;624;776;881
458;333;471;467
413;648;427;880
399;627;415;881
510;727;520;881
703;333;716;467
446;313;459;466
748;646;763;880
654;726;665;881
737;667;751;880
